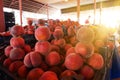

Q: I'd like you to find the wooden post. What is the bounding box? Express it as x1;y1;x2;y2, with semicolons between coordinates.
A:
19;0;22;26
94;0;96;25
47;4;49;20
0;0;5;32
77;0;80;22
100;1;102;24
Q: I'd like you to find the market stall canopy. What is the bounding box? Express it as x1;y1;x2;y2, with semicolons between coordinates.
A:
3;0;107;14
3;0;56;15
3;0;120;14
34;0;107;9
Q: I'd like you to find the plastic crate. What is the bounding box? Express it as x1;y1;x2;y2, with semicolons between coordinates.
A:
92;35;115;80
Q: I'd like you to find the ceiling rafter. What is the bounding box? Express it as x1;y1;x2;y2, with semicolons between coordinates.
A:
22;3;40;11
9;0;18;8
37;4;48;13
3;0;46;14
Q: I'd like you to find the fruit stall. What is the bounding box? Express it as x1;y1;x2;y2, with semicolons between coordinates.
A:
0;0;120;80
0;21;116;80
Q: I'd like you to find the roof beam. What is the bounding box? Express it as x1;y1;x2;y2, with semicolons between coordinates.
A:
61;0;120;14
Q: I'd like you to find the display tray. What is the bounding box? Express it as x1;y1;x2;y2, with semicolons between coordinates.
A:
0;64;27;80
0;64;109;80
0;35;114;80
0;64;17;80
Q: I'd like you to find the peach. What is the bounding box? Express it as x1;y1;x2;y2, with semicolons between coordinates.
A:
75;42;94;58
46;51;61;66
55;26;62;30
1;31;11;36
35;27;51;41
66;47;75;56
94;40;104;48
9;61;23;73
24;51;42;68
88;53;104;70
27;68;44;80
64;44;72;52
39;71;58;80
23;44;31;53
35;41;51;56
3;58;13;68
53;39;66;48
10;37;25;48
60;70;77;78
80;65;94;79
94;40;105;52
10;25;24;37
76;27;94;42
24;53;32;68
65;53;83;70
50;45;60;52
18;65;29;78
53;29;64;39
4;45;13;57
10;48;25;60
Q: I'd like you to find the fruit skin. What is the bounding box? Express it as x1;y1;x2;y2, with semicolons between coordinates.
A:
94;40;104;48
23;44;31;53
10;25;24;37
65;53;83;70
53;39;66;48
10;37;25;48
76;27;94;43
35;41;51;56
18;65;29;78
1;31;11;36
45;51;61;66
4;46;13;57
66;47;75;56
64;44;72;52
9;48;25;61
24;53;32;68
75;42;94;58
3;58;13;68
53;29;64;39
9;61;23;73
39;71;58;80
49;66;62;76
88;53;104;70
24;51;43;68
50;45;60;52
94;40;104;52
27;68;44;80
80;65;94;79
55;26;63;30
60;70;77;78
35;27;51;41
